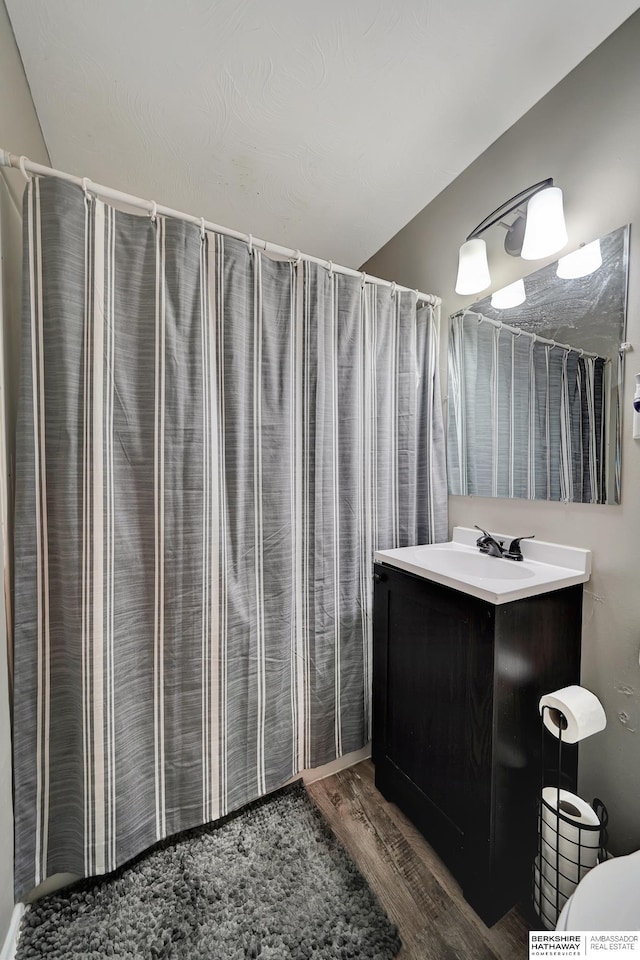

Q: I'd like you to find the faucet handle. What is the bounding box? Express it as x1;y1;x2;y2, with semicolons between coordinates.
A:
474;525;505;557
506;534;535;560
474;524;492;544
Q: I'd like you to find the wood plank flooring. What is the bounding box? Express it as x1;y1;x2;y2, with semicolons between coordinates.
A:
307;760;530;960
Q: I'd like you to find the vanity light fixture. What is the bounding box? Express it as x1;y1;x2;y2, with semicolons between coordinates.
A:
556;239;602;279
490;278;526;310
455;178;568;296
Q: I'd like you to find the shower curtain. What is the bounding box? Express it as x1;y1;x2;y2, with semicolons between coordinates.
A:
448;311;608;503
13;177;447;896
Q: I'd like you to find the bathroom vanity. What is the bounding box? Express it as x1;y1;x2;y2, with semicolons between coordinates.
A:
372;527;591;925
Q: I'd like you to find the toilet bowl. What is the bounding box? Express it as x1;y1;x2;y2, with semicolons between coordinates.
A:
556;849;640;930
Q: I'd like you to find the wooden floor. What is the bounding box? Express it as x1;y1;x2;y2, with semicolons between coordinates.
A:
307;760;530;960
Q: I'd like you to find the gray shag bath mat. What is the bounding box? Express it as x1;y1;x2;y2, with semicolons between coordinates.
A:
16;782;401;959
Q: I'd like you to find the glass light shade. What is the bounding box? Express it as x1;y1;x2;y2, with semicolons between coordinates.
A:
520;186;568;260
455;238;491;295
490;278;526;310
556;240;602;279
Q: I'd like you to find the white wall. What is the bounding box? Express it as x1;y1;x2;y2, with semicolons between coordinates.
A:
0;0;50;940
363;10;640;856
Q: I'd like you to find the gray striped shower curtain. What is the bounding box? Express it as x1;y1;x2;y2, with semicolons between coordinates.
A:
13;177;447;896
448;311;608;502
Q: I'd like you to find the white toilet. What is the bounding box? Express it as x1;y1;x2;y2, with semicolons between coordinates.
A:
556;849;640;930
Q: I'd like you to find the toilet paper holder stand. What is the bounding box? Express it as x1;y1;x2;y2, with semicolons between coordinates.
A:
533;705;608;929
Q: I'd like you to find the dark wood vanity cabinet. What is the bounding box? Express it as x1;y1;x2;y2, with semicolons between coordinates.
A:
372;562;582;925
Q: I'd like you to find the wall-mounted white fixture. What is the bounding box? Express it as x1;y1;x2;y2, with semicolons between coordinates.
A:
490;278;526;310
455;178;568;296
456;238;491;295
520;186;567;260
556;239;602;279
633;373;640;440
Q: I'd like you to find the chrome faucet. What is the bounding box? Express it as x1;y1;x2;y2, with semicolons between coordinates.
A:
474;526;535;561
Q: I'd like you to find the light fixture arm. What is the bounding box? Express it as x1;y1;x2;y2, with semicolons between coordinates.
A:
466;178;554;241
455;176;567;296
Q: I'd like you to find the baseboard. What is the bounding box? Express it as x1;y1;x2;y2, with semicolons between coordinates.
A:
301;744;372;784
0;903;28;960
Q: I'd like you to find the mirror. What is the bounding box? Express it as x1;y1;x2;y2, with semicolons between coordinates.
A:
447;224;629;504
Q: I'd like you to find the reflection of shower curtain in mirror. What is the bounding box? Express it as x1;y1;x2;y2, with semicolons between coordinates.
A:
448;312;608;503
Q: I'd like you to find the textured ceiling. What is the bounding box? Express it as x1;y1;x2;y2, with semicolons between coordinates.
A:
6;0;640;268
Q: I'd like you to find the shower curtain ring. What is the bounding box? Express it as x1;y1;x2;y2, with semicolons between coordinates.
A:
199;217;206;241
82;177;92;199
248;234;254;255
361;272;367;289
149;201;157;222
415;288;419;302
327;260;333;276
18;156;31;182
390;282;397;297
294;249;302;266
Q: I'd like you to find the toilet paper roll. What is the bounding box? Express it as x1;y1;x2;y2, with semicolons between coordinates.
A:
540;788;600;886
539;685;606;743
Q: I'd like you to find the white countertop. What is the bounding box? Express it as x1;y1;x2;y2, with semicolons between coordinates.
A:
374;526;591;605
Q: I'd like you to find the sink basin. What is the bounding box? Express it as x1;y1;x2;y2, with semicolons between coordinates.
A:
429;550;535;581
374;527;591;604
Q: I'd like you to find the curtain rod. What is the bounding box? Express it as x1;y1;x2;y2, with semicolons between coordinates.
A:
0;148;440;308
452;308;608;362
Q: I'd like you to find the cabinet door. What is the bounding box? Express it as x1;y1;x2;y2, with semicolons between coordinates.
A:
374;566;486;851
